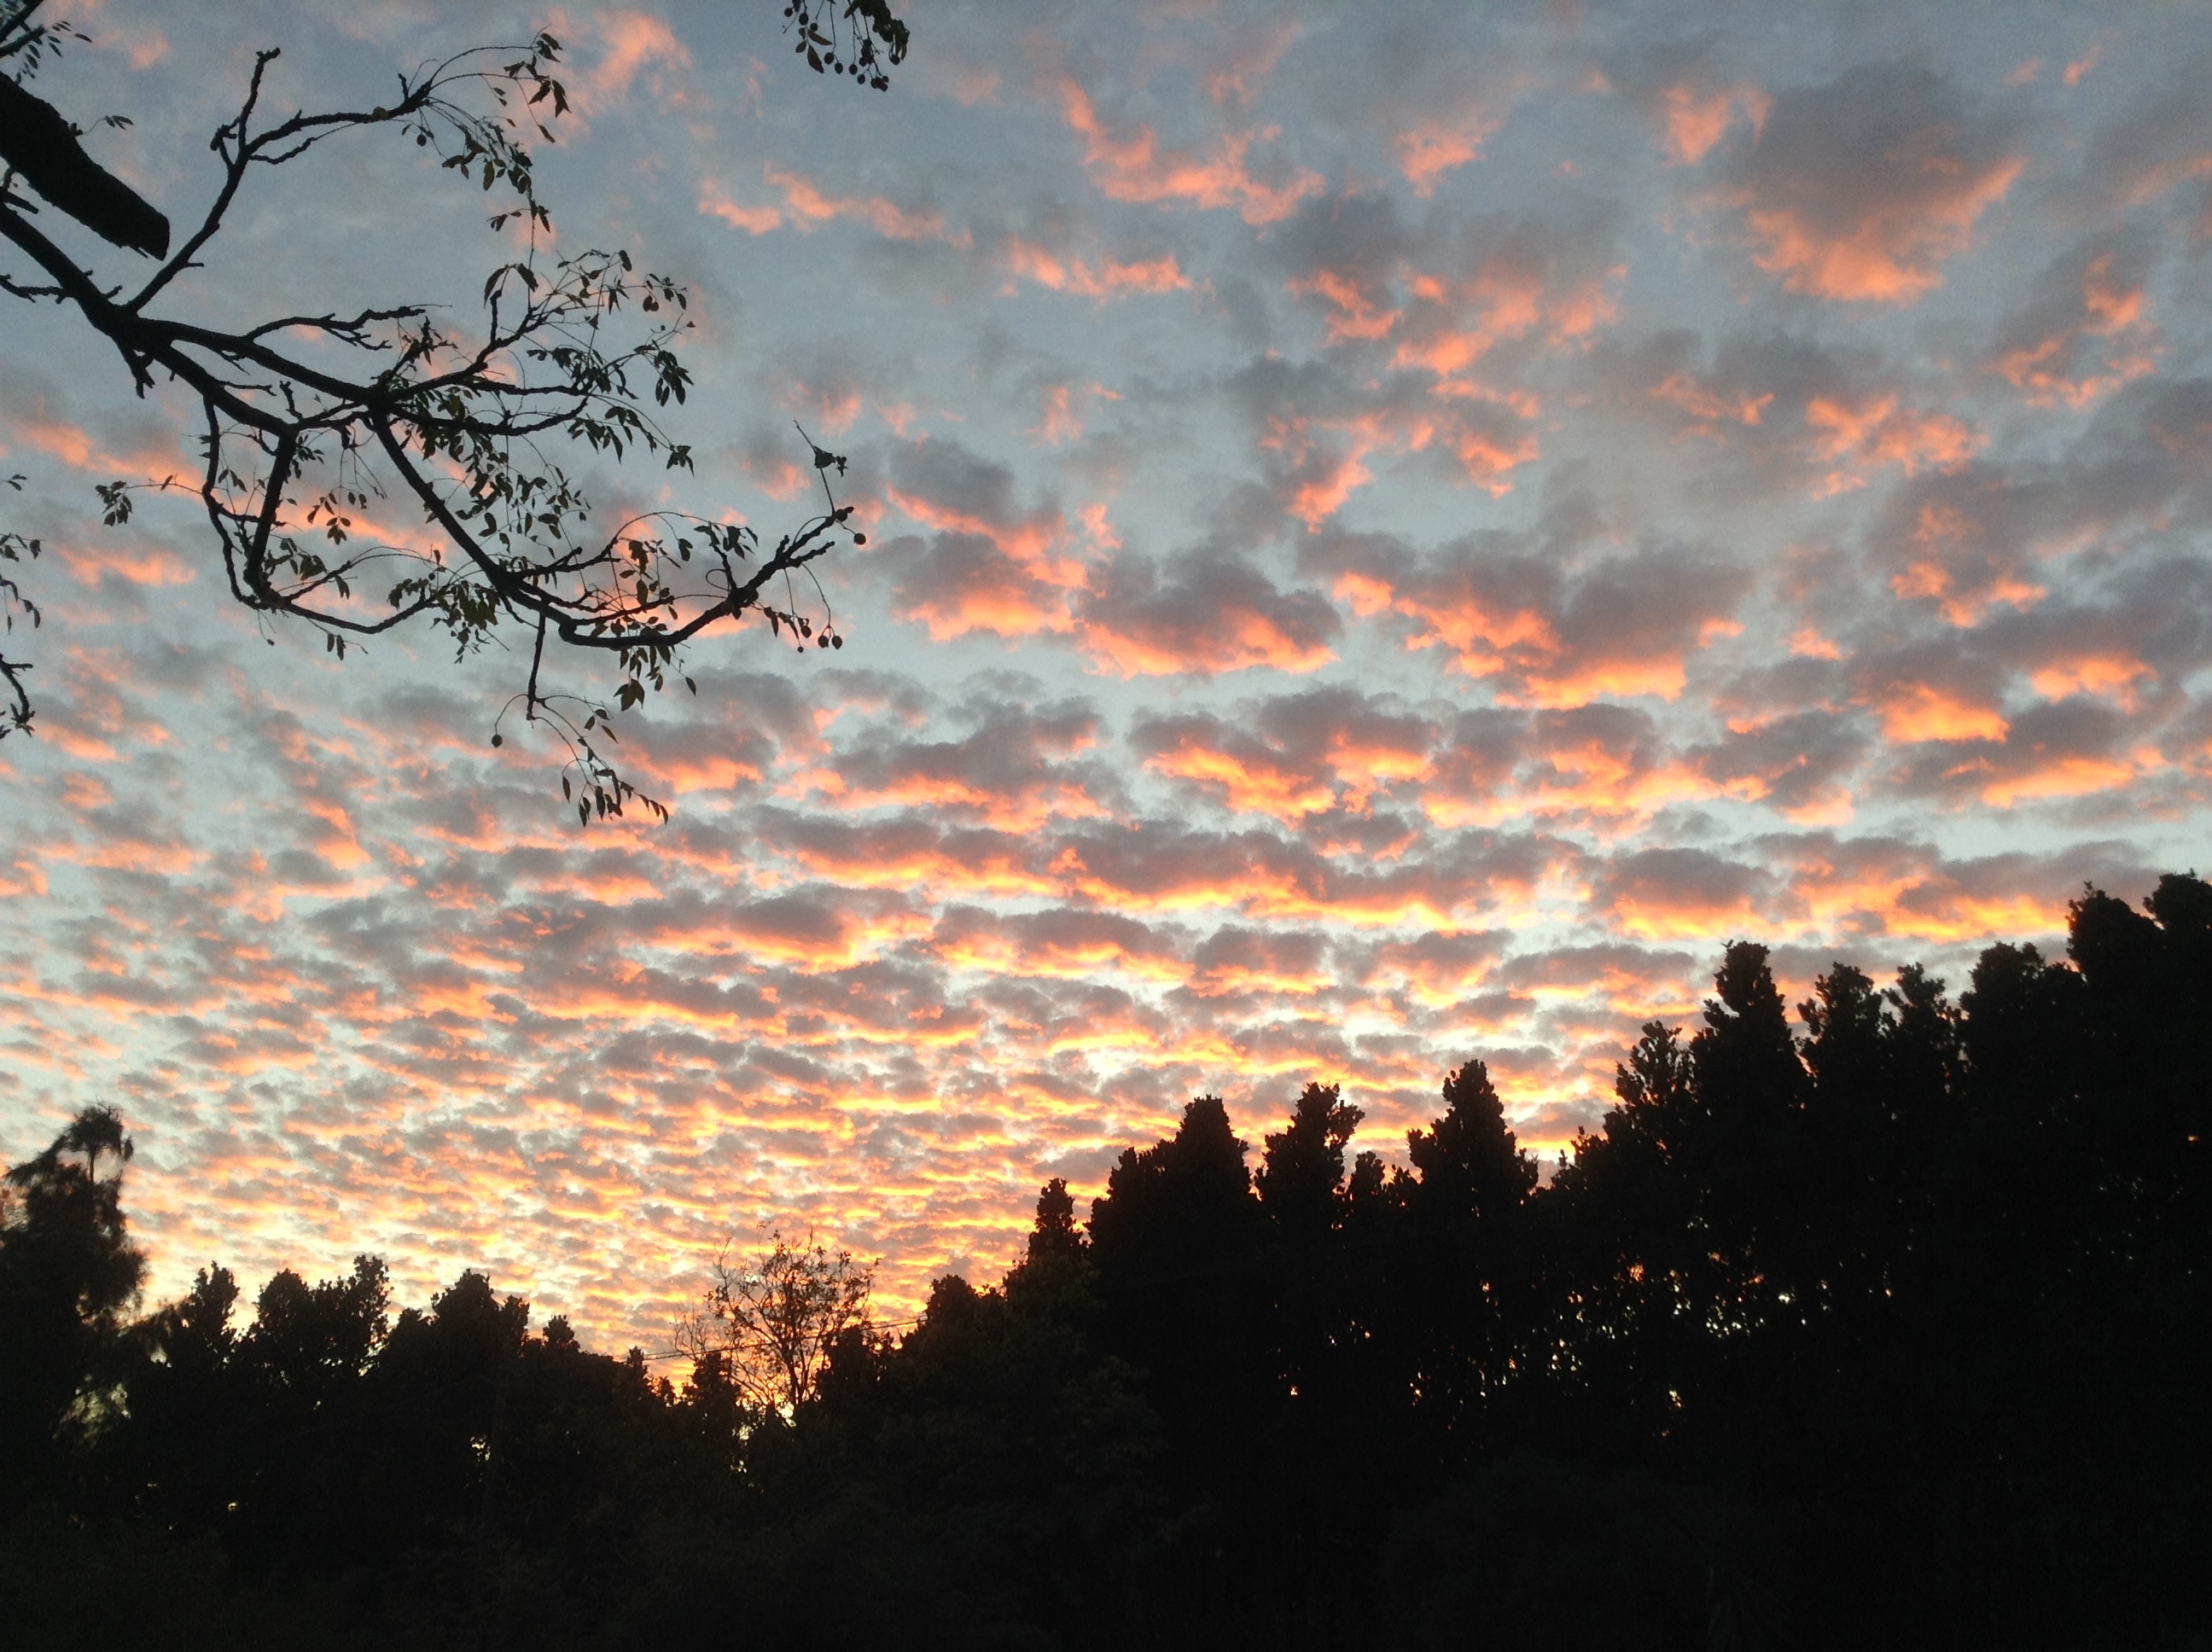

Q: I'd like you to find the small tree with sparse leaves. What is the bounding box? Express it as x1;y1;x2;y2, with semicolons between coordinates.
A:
678;1228;875;1422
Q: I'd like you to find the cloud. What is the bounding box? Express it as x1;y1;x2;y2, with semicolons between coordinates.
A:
1594;846;1773;941
1394;107;1504;196
762;164;969;244
563;9;693;113
1687;711;1869;825
807;695;1114;831
1358;929;1511;1008
924;905;1185;985
1076;550;1341;678
1389;205;1625;384
699;165;969;244
2075;50;2212;216
1185;924;1332;999
1058;79;1325;224
1983;231;2160;410
1202;16;1303;108
1802;392;1982;497
15;1;2211;1355
883;440;1086;639
1001;236;1190;300
1866;376;2212;627
1131;686;1435;822
1318;521;1751;707
1655;81;1771;166
1709;62;2023;303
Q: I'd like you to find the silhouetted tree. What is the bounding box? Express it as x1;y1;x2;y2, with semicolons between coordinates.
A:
1254;1081;1364;1422
9;875;2212;1650
1025;1176;1084;1266
0;0;906;813
0;1104;143;1508
678;1229;874;1422
1406;1059;1539;1223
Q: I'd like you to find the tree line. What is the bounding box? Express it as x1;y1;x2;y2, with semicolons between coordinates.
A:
3;874;2208;1649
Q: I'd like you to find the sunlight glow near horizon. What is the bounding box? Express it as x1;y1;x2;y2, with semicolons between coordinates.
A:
2;0;2208;1348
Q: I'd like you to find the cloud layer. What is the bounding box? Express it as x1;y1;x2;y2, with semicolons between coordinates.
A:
2;0;2206;1348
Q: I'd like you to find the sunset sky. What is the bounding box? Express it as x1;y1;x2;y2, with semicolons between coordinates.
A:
3;0;2208;1348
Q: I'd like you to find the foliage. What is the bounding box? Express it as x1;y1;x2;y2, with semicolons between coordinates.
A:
0;5;894;820
0;1102;143;1507
3;871;2210;1648
0;474;37;739
677;1228;876;1420
780;0;911;90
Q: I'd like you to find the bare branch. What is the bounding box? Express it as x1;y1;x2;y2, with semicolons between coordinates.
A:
0;26;881;819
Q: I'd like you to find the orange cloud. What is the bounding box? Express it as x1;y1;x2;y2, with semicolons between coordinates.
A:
884;477;1087;640
1650;370;1773;438
763;164;970;245
1285;268;1401;342
1394;108;1502;196
2028;653;2155;709
1887;500;2049;627
697;179;783;236
1991;252;2158;409
1656;82;1770;165
1717;65;2023;303
1003;237;1190;300
1135;706;1433;824
61;541;194;588
561;9;692;113
1338;568;1554;682
1604;875;1767;942
1977;752;2139;807
1742;166;2019;302
1080;602;1336;680
1804;393;1983;496
1143;742;1334;821
1389;256;1619;439
1867;682;2009;744
1059;79;1324;225
1338;545;1751;713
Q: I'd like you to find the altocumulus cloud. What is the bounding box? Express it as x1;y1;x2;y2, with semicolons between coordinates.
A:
1;0;2207;1347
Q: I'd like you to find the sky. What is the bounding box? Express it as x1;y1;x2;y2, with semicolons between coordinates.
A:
3;0;2209;1349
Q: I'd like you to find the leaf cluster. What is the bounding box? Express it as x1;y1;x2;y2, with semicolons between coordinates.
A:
782;0;909;90
0;22;877;823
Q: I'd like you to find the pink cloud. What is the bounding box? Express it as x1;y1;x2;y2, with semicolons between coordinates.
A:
1394;108;1503;196
1656;82;1770;166
1714;63;2023;304
1059;79;1324;225
1001;236;1190;300
763;164;971;245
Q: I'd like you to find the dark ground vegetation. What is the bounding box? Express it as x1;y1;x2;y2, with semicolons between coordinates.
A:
3;874;2209;1649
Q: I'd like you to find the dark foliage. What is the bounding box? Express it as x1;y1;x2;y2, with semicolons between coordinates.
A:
4;872;2209;1649
0;1;908;815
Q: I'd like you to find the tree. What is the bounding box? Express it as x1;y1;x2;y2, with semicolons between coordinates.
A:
0;1103;144;1504
1255;1080;1364;1238
0;0;907;818
1025;1175;1085;1265
1405;1060;1537;1224
678;1228;875;1420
